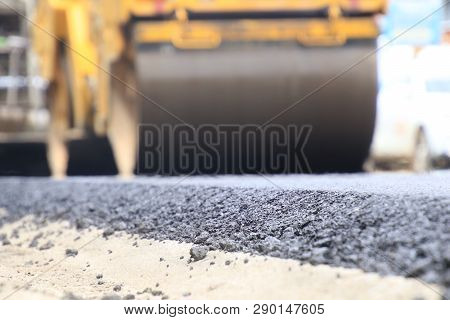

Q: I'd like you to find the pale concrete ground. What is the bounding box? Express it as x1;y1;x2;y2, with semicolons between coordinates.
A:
0;216;443;300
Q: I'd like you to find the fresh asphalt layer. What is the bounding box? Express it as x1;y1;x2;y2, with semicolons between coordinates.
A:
0;172;449;297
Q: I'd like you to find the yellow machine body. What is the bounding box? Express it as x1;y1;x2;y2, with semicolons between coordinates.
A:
31;0;387;176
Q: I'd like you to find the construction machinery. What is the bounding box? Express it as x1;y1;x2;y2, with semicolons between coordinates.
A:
0;0;52;176
3;0;387;176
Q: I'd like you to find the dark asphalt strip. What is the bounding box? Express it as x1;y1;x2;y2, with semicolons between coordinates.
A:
0;178;449;297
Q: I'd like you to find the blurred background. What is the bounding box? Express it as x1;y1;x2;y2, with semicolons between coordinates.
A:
0;0;449;176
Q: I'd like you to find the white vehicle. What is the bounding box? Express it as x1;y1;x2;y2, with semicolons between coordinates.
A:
368;45;450;171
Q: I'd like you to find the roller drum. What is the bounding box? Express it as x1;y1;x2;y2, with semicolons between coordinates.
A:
136;40;377;174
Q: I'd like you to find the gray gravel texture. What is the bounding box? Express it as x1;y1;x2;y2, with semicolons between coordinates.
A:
0;174;449;298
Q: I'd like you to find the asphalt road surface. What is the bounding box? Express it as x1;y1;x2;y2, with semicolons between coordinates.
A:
0;171;449;298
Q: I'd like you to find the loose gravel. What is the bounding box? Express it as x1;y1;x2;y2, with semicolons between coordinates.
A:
0;177;448;297
190;246;209;261
65;249;78;257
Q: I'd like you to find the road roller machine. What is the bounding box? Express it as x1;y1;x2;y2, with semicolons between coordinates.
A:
28;0;387;176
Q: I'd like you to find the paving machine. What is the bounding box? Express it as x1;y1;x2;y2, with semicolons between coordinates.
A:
11;0;386;176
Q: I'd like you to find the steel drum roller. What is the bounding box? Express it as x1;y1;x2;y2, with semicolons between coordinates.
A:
135;40;377;173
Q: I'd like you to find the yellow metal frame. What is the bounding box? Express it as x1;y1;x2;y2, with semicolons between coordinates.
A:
33;0;97;129
135;18;379;49
128;0;387;16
